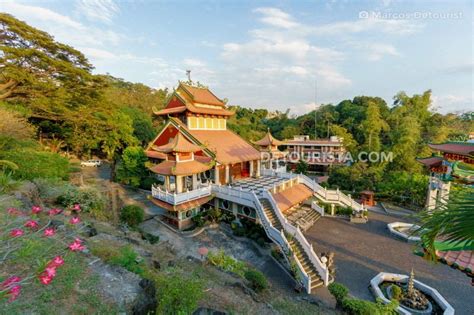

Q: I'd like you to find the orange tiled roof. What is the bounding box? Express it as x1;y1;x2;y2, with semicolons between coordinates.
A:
436;250;474;274
253;130;285;147
145;150;167;159
429;143;474;156
154;106;187;115
150;195;214;212
417;156;444;167
180;83;225;106
149;160;211;176
272;184;313;212
153;133;202;153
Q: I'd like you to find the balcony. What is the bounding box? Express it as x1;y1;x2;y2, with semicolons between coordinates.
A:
151;183;212;205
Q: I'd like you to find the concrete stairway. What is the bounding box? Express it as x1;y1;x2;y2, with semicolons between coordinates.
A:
285;206;321;231
259;198;324;290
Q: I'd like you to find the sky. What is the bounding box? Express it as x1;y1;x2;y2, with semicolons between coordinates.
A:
1;0;472;115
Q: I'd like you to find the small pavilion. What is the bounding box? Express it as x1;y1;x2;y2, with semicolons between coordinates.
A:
253;129;287;171
148;133;213;229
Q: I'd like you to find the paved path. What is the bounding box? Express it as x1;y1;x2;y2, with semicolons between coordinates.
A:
306;212;474;314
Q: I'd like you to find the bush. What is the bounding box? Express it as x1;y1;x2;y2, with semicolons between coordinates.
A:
109;246;145;276
207;207;222;222
140;230;160;244
120;205;144;228
192;213;206;227
207;249;247;277
56;186;106;218
391;285;402;300
244;269;268;292
116;146;148;188
139;176;159;190
342;298;378;315
336;206;353;216
328;282;349;304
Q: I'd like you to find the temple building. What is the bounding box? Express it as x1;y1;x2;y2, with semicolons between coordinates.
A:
418;141;474;210
253;129;287;172
284;135;348;174
144;81;366;293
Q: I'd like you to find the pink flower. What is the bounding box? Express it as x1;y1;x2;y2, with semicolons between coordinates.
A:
69;216;80;225
43;227;55;237
31;205;42;214
48;208;62;216
72;204;81;212
68;238;85;252
9;229;24;237
7;284;21;302
7;208;21;216
2;276;21;288
38;273;53;285
48;256;65;267
44;266;57;278
24;220;39;229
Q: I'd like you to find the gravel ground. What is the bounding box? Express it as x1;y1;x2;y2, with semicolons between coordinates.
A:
306;212;474;314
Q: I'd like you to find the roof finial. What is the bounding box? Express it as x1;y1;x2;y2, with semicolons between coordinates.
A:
186;69;192;82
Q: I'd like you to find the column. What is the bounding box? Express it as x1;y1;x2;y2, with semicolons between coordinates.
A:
256;160;261;177
192;173;198;190
165;176;170;191
249;160;254;177
225;165;230;184
176;176;183;193
214;165;220;185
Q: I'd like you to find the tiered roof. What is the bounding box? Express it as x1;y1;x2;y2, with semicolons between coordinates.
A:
428;143;474;156
253;130;285;147
153;133;202;153
154;83;234;117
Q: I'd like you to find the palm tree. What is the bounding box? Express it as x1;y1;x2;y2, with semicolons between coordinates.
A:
417;187;474;260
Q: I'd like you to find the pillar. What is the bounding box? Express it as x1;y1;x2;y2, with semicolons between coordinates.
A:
214;165;220;185
256;160;261;177
225;165;230;184
192;173;198;190
249;160;254;177
165;176;170;191
176;176;183;193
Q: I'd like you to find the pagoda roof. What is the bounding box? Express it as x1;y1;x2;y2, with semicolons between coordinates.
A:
149;159;212;176
416;156;444;167
253;130;285;146
180;83;224;106
145;150;167;159
153;133;202;153
150;195;214;212
171;117;261;164
272;184;313;212
154;83;234;117
429;143;474;156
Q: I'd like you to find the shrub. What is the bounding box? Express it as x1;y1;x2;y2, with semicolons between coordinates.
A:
139;176;158;190
342;298;378;315
391;285;403;301
140;230;160;244
120;205;144;228
207;207;222;222
328;282;349;304
116;146;149;188
244;269;268;292
56;186;106;218
109;246;145;276
153;271;203;314
207;249;247;277
192;213;206;227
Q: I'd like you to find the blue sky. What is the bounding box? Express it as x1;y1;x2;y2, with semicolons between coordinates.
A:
1;0;472;115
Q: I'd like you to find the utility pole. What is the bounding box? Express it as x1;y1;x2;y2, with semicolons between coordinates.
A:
314;80;317;140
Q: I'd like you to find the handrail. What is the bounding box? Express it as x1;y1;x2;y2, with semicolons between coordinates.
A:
262;190;329;286
311;201;324;216
151;184;211;205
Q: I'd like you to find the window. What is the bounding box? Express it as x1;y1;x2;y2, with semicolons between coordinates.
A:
205;117;213;129
198;116;205;129
188;116;197;129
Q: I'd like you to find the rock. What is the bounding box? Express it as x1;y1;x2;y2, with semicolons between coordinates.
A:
152;260;161;270
13;181;41;208
50;220;65;229
86;224;98;237
131;279;157;315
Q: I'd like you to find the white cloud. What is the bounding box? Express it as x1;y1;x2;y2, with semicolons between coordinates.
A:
253;7;299;29
364;43;401;61
432;94;473;114
75;0;119;24
183;58;205;67
1;1;122;46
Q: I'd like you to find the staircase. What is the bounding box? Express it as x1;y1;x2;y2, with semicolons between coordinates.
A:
285;205;321;232
258;197;326;291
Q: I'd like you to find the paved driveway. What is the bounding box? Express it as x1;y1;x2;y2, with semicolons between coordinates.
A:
307;212;474;314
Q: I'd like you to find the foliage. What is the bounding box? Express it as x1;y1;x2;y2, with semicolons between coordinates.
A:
295;159;308;175
116;146;149;187
391;284;402;300
417;186;474;259
335;206;353;216
120;205;145;228
153;270;203;315
328;282;349;304
0;171;18;193
120;107;156;145
377;171;428;207
192;212;206;227
0;148;70;181
0;107;36;144
56;186;106;216
207;207;222;222
109;246;145;276
207;249;247;278
244;269;268;292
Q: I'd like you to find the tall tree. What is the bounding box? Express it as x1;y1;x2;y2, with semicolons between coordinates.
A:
360;101;389;152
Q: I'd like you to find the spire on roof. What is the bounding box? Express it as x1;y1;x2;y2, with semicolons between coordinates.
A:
253;130;285;147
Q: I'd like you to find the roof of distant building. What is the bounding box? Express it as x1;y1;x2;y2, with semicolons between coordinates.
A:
153;132;202;153
429;143;474;156
253;130;285;147
416;156;444;167
149;159;212;176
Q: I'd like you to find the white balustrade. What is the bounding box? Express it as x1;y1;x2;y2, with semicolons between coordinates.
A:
151;183;212;205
